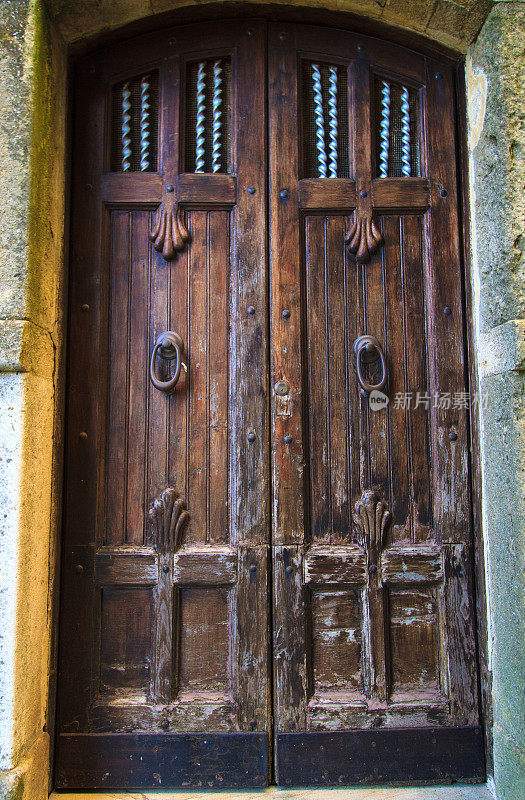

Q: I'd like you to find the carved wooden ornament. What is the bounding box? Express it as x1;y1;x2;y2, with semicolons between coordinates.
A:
148;488;190;553
149;202;190;261
345;213;383;263
353;489;392;567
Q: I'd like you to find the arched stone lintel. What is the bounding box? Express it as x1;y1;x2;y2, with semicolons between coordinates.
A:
46;0;493;55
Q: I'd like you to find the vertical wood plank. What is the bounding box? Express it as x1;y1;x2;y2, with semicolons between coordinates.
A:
351;58;374;499
151;551;173;703
425;59;478;723
383;215;410;541
364;246;389;496
305;215;330;545
106;211;131;546
148;242;170;506
269;23;305;548
187;210;209;545
402;215;432;540
424;61;470;547
230;22;269;550
273;546;307;731
344;227;363;511
326;215;350;542
166;236;188;503
231;21;270;733
236;547;270;730
208;211;229;545
58;62;106;731
126;211;149;544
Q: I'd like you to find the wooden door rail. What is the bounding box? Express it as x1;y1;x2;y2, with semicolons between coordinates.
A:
101;172;237;206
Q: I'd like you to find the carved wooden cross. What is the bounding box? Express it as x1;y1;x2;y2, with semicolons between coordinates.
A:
101;171;236;262
94;489;237;710
298;57;431;264
304;489;444;707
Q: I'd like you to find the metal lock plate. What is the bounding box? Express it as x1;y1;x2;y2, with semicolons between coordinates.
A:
274;380;290;396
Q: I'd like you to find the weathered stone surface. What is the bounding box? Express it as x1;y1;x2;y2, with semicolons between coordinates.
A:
0;372;56;800
0;320;54;378
478;319;525;378
468;4;525;331
0;0;67;797
0;0;32;322
43;0;493;53
467;5;525;800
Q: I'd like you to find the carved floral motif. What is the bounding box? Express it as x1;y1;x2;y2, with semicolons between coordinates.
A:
345;213;383;263
149;203;190;261
353;489;392;566
148;488;190;553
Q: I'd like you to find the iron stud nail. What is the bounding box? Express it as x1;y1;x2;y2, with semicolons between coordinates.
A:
285;565;293;576
167;184;175;192
247;29;254;37
444;306;452;316
360;189;368;198
163;565;170;573
247;306;255;315
450;431;458;441
81;303;90;312
282;309;291;319
369;564;377;574
249;719;257;729
279;32;286;40
440;188;448;197
79;431;88;440
280;189;289;199
284;434;292;444
435;72;442;80
248;432;256;443
75;564;83;574
247;186;256;194
250;564;257;574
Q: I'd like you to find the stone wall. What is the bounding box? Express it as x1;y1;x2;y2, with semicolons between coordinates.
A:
0;0;67;797
466;4;525;799
0;1;523;799
44;0;493;54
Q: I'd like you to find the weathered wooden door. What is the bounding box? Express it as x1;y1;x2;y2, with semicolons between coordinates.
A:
56;18;484;790
56;20;271;789
267;22;483;784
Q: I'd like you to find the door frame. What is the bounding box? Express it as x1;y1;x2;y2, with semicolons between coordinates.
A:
52;4;490;787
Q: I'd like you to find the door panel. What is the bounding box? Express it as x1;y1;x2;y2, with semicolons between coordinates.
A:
268;21;482;782
57;16;483;791
56;20;269;790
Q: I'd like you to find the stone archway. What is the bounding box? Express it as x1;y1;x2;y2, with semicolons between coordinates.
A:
0;2;523;799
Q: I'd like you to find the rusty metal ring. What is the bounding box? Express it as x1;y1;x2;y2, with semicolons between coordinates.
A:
149;331;184;395
354;335;387;395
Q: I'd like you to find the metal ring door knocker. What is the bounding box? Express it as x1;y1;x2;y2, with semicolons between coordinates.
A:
149;331;186;395
354;334;388;396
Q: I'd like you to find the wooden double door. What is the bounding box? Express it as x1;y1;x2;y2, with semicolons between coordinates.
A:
56;18;484;790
